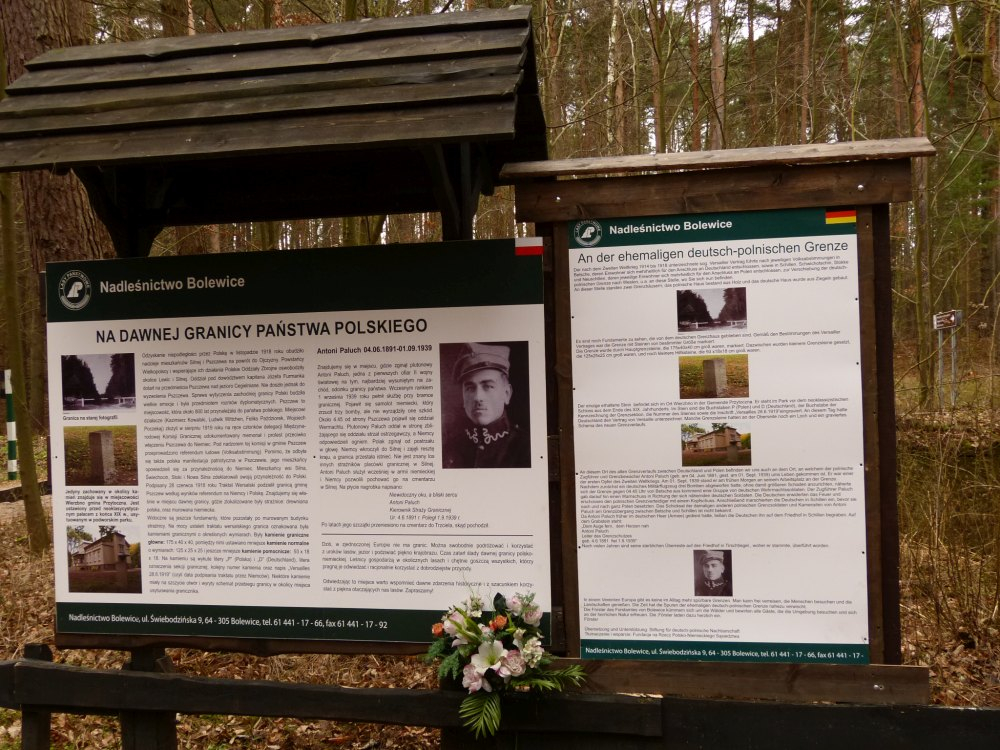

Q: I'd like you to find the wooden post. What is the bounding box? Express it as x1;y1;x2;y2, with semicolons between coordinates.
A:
20;644;52;750
120;647;177;750
4;369;15;479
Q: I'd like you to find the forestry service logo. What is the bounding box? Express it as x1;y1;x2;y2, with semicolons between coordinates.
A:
57;270;92;311
573;220;603;248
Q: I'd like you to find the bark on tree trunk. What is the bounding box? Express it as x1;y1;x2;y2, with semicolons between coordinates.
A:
0;0;113;268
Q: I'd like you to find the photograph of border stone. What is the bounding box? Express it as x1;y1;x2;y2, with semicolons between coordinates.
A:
676;287;747;333
678;353;750;399
439;341;532;469
693;549;734;597
681;422;751;466
61;353;136;411
63;425;139;486
67;523;142;594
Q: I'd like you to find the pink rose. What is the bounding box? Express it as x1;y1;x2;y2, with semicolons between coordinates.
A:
502;649;527;677
523;605;542;626
462;663;491;693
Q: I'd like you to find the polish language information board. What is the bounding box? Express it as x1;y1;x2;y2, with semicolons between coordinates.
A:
47;239;549;643
569;208;871;664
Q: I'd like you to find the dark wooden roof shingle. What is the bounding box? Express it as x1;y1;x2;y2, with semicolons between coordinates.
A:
0;6;546;255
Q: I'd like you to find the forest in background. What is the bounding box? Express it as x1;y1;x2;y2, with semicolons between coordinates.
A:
0;0;998;712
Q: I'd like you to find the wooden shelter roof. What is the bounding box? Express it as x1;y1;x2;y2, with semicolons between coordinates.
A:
0;6;546;255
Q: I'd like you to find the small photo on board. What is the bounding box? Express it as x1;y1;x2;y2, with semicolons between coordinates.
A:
63;425;139;486
67;523;142;594
678;354;750;399
61;353;136;411
439;341;531;469
677;287;747;333
693;549;733;597
681;422;751;466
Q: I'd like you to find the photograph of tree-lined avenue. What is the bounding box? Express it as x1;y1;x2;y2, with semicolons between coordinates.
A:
61;353;136;411
1;1;999;745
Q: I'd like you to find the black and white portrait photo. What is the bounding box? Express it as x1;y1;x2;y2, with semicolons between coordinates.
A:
439;341;531;469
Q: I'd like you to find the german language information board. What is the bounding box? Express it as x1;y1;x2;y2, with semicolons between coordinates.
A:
569;208;870;664
47;239;549;643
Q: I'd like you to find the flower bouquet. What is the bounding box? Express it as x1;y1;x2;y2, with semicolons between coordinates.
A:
425;591;586;738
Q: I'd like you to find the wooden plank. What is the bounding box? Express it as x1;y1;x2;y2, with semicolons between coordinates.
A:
499;693;661;737
8;27;527;95
26;6;533;70
512;161;914;223
443;730;661;750
560;659;929;705
0;100;517;171
0;661;14;708
0;54;522;119
871;204;902;664
662;697;1000;750
10;661;659;737
502;138;935;179
0;76;520;138
855;206;887;663
13;661;466;726
551;222;582;657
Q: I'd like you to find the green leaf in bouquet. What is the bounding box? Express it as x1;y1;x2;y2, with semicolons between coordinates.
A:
459;690;503;738
424;637;448;663
438;650;464;681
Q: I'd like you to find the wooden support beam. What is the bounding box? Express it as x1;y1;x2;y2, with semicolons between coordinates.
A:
501;137;935;180
420;142;486;241
512;160;914;224
74;167;163;257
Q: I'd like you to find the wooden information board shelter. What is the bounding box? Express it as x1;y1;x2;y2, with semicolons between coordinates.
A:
0;6;952;745
498;137;937;702
0;6;546;255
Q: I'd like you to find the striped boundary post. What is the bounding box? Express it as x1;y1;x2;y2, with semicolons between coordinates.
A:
4;369;16;479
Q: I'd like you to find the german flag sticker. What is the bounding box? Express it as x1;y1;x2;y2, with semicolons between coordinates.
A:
825;209;857;225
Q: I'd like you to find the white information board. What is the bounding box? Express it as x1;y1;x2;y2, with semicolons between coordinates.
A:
569;208;870;663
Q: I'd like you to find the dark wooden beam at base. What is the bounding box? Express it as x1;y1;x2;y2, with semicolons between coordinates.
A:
561;659;928;706
662;697;1000;750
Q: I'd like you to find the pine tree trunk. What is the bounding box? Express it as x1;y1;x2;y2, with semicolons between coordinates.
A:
0;0;113;268
709;0;725;149
690;2;702;150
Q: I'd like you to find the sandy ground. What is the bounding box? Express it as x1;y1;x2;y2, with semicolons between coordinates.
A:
0;488;50;524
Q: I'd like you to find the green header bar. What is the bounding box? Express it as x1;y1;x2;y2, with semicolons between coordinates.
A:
47;239;542;323
568;207;859;249
581;639;869;664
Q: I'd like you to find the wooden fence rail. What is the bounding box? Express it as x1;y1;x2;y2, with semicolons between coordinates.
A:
2;659;999;749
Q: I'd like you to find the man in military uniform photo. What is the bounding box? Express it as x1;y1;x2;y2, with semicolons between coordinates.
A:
441;342;531;469
694;549;733;596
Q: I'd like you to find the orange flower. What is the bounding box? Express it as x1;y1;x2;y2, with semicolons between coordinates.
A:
432;622;445;637
489;615;508;631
